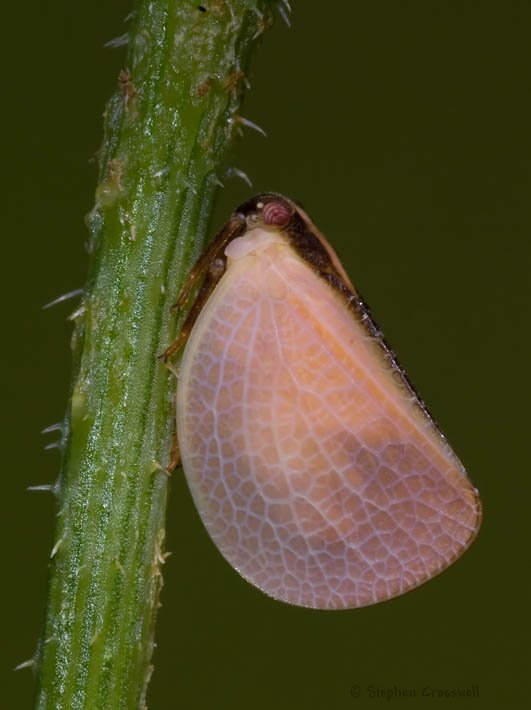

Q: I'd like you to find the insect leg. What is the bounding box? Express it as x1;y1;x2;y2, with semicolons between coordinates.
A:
160;212;246;362
160;261;226;362
168;427;182;472
171;212;246;315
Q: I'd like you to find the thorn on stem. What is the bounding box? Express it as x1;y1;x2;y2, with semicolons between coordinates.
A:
42;289;83;310
162;358;180;379
50;538;64;559
41;422;63;435
68;304;86;321
27;483;58;494
277;0;292;27
151;460;173;478
226;166;253;188
44;441;62;452
236;116;267;137
14;658;35;672
104;33;130;49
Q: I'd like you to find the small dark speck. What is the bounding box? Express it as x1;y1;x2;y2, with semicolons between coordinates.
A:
198;5;207;11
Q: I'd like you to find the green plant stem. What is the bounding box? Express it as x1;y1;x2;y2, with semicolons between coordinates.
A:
34;2;273;707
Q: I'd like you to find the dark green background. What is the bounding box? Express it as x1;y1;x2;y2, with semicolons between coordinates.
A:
3;1;529;708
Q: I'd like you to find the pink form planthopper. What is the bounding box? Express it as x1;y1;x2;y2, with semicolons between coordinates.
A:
163;194;481;610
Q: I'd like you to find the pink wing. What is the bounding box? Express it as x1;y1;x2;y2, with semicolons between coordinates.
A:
177;243;481;609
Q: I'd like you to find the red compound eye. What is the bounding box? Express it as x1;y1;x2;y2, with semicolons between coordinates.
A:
261;200;292;227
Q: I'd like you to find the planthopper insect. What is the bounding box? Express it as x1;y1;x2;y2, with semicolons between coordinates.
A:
162;194;481;610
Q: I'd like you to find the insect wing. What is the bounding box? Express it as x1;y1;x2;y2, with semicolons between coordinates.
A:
176;216;481;609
